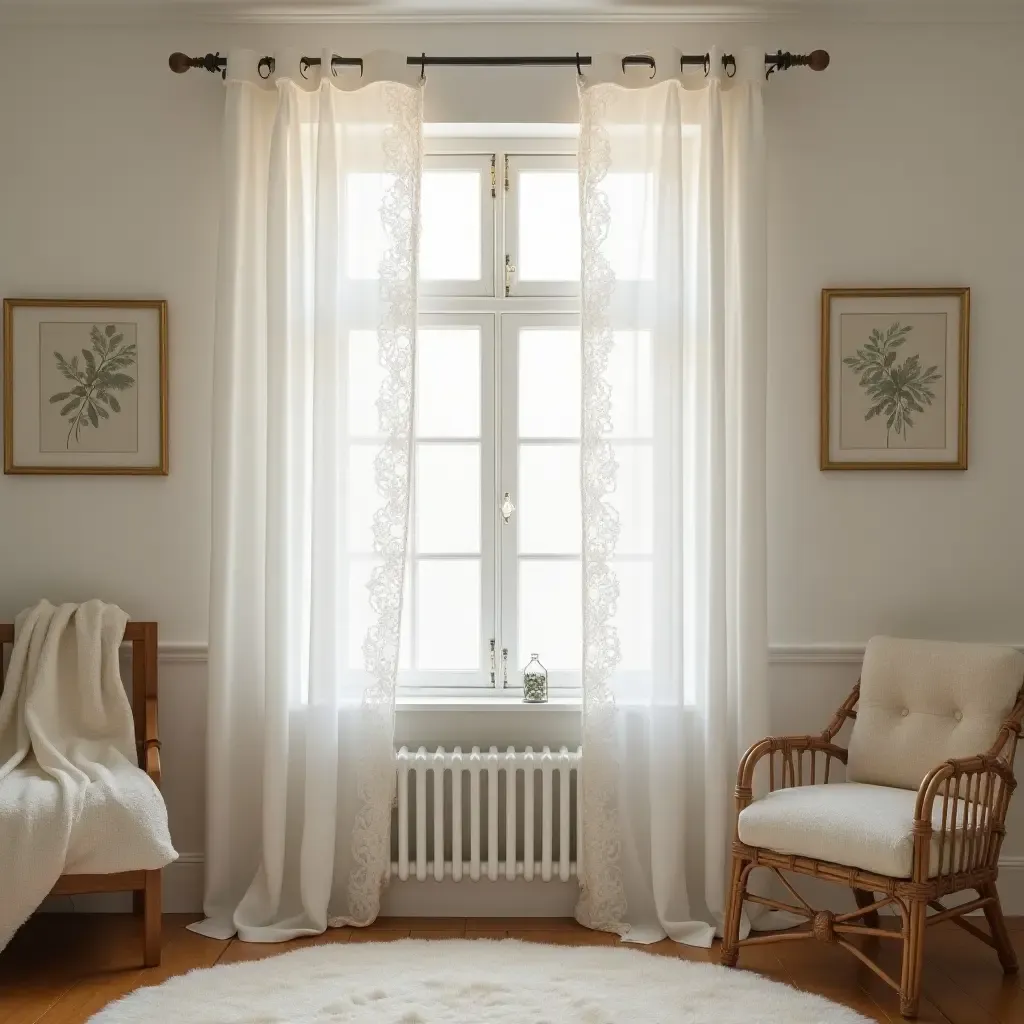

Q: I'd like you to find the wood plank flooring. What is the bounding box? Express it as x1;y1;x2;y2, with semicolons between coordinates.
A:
2;914;1024;1022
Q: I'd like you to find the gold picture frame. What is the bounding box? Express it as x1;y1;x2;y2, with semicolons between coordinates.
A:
4;298;168;475
820;287;969;470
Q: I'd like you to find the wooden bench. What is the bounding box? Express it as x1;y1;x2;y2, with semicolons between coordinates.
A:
0;621;163;966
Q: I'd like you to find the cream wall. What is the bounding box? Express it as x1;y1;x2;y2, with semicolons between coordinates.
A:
2;18;1023;911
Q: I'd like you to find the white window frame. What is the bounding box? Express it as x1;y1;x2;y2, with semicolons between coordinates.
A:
499;312;582;696
400;312;497;693
420;153;496;298
399;131;581;699
503;153;581;300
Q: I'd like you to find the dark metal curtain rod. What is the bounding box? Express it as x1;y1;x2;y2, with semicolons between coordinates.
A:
169;49;829;81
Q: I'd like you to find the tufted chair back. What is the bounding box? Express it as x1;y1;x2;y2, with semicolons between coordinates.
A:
846;636;1024;791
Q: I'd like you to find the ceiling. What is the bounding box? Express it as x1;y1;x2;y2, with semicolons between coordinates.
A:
0;0;1019;23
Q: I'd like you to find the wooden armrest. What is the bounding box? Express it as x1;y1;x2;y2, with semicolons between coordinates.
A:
139;695;161;787
736;734;848;795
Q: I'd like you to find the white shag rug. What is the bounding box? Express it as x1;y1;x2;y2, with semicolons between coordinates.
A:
91;938;872;1023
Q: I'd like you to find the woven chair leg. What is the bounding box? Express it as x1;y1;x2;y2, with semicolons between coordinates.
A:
899;899;926;1019
979;882;1018;974
720;853;748;968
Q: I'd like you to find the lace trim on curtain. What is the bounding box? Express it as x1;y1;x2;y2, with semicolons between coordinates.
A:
575;82;628;936
331;80;423;928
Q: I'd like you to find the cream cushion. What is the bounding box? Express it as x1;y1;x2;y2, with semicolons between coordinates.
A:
737;782;977;878
846;637;1024;791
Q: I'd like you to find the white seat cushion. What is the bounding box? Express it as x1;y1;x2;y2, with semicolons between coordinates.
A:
847;636;1024;791
737;782;975;879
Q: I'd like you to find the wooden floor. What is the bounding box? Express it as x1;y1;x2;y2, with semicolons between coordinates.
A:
3;914;1024;1023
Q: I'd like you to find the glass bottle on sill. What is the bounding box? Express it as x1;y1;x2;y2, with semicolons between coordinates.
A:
523;654;548;704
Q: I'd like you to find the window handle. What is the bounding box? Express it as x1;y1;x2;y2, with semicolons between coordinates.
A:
501;492;516;524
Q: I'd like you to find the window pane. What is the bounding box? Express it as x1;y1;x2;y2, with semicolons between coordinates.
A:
420;170;482;281
609;445;653;555
348;330;386;437
345;172;390;280
607;331;653;438
519;328;580;439
416;559;480;671
417;328;480;438
519;560;581;673
604;172;655;281
349;559;411;672
611;560;652;671
415;444;480;554
518;444;580;555
518;171;580;282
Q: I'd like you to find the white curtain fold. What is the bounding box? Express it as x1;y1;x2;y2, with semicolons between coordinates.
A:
576;48;769;945
194;50;422;942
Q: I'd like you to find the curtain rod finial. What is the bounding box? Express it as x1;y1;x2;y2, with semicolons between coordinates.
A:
809;49;830;71
168;52;227;77
168;52;192;74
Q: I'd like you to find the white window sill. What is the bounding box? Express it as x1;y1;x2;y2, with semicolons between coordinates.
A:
396;694;581;712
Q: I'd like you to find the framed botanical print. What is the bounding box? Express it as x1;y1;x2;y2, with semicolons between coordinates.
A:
3;298;168;475
820;288;969;470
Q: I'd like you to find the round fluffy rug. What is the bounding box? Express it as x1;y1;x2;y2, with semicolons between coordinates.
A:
91;939;871;1023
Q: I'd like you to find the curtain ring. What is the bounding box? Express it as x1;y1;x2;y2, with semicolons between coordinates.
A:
258;55;275;79
299;57;311;79
418;52;427;81
621;54;656;79
723;54;737;77
702;53;710;77
575;51;583;76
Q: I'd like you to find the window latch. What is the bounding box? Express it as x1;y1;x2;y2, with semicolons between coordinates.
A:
489;638;496;686
500;492;516;524
504;254;516;297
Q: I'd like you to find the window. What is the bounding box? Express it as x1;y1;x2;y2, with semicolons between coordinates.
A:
342;130;657;696
387;133;584;697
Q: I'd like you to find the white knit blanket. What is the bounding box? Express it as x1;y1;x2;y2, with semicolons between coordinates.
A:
0;600;177;952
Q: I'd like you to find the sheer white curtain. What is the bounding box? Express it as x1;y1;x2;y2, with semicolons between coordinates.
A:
192;49;422;942
576;48;768;945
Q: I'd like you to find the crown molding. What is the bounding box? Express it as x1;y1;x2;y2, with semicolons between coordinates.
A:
1;0;1022;28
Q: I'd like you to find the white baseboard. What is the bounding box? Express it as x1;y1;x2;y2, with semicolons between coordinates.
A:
381;878;579;917
41;853;1024;918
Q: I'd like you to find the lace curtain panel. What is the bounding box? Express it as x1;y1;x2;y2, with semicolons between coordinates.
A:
192;50;423;942
576;49;769;945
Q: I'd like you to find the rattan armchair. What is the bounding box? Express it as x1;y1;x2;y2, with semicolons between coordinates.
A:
721;637;1024;1019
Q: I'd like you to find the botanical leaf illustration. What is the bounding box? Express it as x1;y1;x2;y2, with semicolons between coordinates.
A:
842;322;941;447
49;324;137;449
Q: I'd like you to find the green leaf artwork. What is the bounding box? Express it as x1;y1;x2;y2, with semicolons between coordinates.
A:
49;324;137;449
842;322;942;447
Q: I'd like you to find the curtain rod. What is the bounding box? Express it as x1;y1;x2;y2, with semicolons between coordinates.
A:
169;49;829;81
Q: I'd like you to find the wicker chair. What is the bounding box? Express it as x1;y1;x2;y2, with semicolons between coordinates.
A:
721;636;1024;1019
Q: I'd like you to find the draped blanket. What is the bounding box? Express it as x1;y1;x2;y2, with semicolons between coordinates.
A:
0;600;176;952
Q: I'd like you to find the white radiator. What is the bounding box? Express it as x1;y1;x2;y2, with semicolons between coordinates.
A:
391;746;582;884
